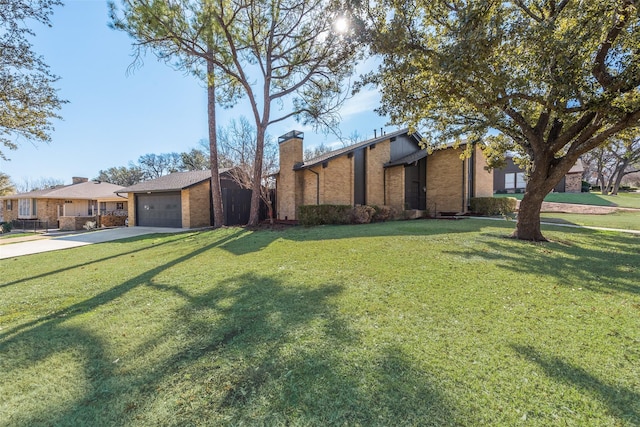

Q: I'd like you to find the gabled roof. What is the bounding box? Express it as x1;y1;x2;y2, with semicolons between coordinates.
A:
567;158;584;174
0;181;125;200
118;169;231;193
294;128;416;170
384;150;428;168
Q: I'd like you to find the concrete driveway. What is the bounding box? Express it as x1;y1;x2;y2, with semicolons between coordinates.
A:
0;227;186;259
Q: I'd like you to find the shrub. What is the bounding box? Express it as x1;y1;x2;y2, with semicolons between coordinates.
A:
0;221;12;233
351;205;376;224
371;205;397;222
298;205;352;226
470;197;517;216
581;181;591;192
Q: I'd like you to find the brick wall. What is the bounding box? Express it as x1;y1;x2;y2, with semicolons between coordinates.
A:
321;155;353;205
427;149;465;214
127;193;136;226
100;214;127;227
366;141;390;206
565;172;582;193
183;180;211;227
474;145;494;197
59;216;96;231
2;199;18;222
385;166;404;211
277;136;304;220
38;199;65;224
302;167;320;206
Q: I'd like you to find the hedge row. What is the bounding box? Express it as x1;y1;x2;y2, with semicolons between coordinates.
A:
470;197;517;216
298;204;398;226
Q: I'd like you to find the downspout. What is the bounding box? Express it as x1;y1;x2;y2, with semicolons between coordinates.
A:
461;157;466;213
468;142;476;210
308;169;320;205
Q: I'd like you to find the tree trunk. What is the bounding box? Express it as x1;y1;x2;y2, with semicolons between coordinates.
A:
207;57;224;228
598;172;609;195
512;187;548;241
610;158;630;195
247;125;265;226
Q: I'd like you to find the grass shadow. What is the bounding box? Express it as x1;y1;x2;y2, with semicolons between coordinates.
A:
1;269;459;425
0;230;245;341
219;218;508;256
512;344;639;424
443;227;639;295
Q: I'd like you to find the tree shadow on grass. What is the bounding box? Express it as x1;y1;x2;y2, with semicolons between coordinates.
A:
443;227;639;295
0;234;181;290
219;218;511;256
1;270;460;425
512;344;639;425
0;230;246;341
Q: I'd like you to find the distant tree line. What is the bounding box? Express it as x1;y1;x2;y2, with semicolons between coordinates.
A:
95;118;279;188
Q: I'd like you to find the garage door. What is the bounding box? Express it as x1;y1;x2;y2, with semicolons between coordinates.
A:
136;192;182;228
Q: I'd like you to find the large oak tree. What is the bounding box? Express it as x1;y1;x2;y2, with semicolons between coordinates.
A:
359;0;640;240
0;0;65;161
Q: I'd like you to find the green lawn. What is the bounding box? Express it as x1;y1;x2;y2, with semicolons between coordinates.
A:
0;232;36;240
1;221;638;426
541;211;640;231
495;191;640;208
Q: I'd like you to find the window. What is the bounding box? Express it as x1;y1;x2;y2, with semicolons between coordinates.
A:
116;202;124;210
505;173;515;189
18;198;37;218
6;200;12;211
505;172;526;191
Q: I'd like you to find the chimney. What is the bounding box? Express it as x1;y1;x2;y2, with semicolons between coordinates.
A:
277;131;304;220
72;177;88;184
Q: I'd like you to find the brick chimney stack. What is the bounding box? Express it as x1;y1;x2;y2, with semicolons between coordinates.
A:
72;177;89;184
277;131;304;220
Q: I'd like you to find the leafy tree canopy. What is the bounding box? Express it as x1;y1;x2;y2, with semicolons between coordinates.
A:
0;0;66;160
0;171;15;195
360;0;640;240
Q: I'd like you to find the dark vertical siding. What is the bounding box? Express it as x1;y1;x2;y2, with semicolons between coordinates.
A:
404;158;426;209
222;188;252;225
354;148;366;205
390;135;421;161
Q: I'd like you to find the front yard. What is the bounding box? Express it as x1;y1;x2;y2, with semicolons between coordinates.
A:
495;190;640;208
1;220;638;426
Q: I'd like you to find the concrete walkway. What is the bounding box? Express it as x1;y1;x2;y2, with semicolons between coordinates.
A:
0;227;186;259
471;216;640;235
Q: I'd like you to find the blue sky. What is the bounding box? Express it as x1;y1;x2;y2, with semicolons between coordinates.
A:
1;0;389;185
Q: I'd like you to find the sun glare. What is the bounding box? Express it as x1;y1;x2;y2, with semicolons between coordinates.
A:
334;16;349;34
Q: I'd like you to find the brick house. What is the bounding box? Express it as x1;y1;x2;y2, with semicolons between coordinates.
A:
118;169;251;228
0;177;127;230
275;129;494;220
493;156;584;193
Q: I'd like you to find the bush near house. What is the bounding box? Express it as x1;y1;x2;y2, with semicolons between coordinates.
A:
298;204;400;226
298;205;352;226
351;205;376;224
371;205;397;222
471;197;517;216
0;221;12;233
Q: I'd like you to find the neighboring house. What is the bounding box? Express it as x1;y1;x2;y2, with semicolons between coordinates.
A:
553;159;584;193
275;129;494;220
494;157;584;193
118;169;251;228
0;177;127;230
